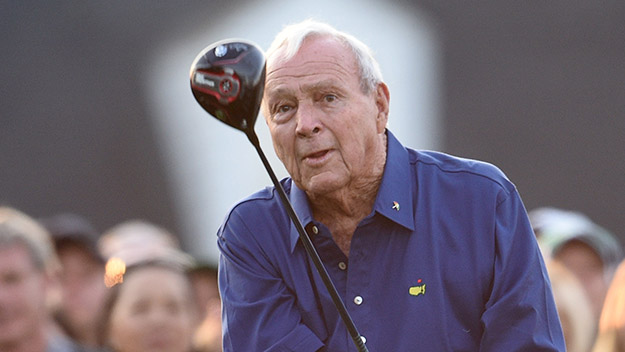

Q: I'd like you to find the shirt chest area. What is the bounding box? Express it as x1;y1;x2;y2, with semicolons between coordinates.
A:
284;218;493;350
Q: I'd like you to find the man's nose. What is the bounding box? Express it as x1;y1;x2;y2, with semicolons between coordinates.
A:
295;102;322;137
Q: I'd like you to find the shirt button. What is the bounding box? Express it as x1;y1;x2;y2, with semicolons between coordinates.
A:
311;225;319;234
338;262;347;270
354;296;363;305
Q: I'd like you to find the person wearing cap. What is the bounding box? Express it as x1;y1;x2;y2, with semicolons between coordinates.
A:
40;213;108;351
529;207;624;321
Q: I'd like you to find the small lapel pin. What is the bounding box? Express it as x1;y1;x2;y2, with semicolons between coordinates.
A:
392;201;400;211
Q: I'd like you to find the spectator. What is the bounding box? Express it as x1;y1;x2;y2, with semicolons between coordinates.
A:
529;207;624;320
40;213;107;349
96;256;199;352
593;258;625;351
189;263;222;352
98;219;191;267
0;206;88;352
546;259;595;352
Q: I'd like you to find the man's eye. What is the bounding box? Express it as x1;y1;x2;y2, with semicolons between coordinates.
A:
278;105;292;113
1;272;23;285
269;103;295;123
324;94;337;103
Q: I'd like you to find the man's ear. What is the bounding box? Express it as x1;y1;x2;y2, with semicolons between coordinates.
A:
375;82;390;133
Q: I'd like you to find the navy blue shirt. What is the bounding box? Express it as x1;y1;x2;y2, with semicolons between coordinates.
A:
218;130;565;351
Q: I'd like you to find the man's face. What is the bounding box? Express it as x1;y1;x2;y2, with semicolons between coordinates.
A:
555;240;607;318
108;266;197;352
0;243;48;346
57;244;107;339
262;36;389;197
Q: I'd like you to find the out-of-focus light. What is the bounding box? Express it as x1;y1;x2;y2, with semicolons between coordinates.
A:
104;257;126;288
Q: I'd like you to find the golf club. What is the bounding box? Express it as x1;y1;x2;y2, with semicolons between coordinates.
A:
190;39;369;352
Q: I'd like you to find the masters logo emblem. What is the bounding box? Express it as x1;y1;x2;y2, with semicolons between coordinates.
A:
409;279;426;297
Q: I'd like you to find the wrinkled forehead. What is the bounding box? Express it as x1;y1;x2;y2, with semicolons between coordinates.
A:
263;57;360;102
266;35;356;74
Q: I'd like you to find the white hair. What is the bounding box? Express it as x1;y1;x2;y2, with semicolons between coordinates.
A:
265;19;384;94
0;206;60;274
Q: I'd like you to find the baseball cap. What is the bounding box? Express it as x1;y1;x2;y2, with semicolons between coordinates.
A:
529;207;624;275
39;213;104;263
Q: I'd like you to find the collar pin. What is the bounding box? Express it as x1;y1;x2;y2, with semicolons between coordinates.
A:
392;201;400;211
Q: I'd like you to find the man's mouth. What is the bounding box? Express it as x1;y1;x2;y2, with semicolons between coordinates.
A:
306;150;329;159
303;149;331;165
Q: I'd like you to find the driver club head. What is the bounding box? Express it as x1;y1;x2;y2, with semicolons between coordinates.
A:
190;39;266;134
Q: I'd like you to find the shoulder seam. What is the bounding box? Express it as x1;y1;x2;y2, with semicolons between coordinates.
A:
410;151;515;198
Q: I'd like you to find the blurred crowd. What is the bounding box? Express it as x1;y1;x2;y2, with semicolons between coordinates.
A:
0;206;221;352
529;207;625;352
1;203;624;352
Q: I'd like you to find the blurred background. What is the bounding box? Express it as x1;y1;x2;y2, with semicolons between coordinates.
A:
1;1;624;265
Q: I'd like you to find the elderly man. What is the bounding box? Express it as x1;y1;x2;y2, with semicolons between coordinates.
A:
0;207;92;352
217;20;565;351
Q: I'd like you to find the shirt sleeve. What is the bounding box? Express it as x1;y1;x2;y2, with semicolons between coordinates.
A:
479;188;566;351
218;207;325;352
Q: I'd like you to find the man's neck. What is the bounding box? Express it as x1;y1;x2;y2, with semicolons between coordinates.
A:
308;132;388;256
309;132;388;217
311;183;380;257
310;176;381;222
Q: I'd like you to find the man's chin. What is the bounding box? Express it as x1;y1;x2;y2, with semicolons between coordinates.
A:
301;174;347;198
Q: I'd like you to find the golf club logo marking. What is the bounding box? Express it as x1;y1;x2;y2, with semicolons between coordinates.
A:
215;45;228;57
220;78;232;94
194;72;216;88
191;70;240;104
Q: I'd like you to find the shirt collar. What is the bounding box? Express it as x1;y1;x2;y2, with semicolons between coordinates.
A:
288;129;415;252
372;130;415;232
289;182;313;252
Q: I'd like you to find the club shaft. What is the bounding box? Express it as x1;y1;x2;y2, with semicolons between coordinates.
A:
247;131;369;352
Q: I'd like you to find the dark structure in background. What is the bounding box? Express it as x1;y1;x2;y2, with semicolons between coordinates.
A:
1;1;624;249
